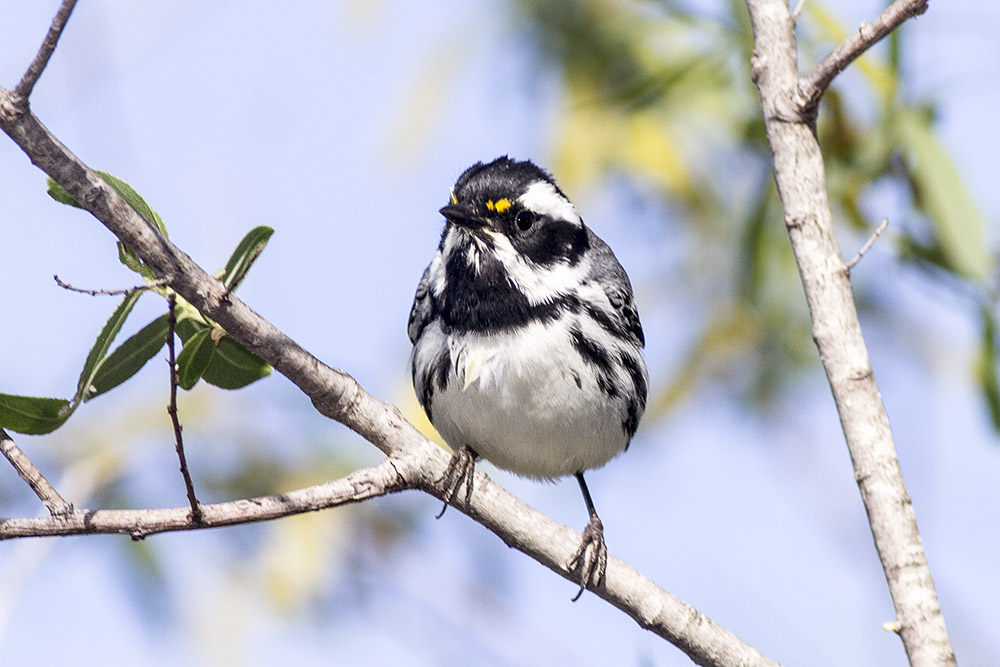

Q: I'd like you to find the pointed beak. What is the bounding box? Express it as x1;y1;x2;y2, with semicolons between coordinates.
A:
439;203;486;231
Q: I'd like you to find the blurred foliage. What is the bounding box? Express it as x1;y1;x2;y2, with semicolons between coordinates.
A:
514;0;996;420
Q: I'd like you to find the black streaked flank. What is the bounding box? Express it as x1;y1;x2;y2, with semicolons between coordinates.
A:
622;396;642;439
433;349;451;392
569;327;614;374
571;326;621;398
619;350;648;406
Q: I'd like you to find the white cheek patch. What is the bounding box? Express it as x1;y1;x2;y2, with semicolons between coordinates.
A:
487;228;592;305
518;181;581;226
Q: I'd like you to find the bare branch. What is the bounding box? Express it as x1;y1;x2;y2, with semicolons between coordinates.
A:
746;0;956;664
0;458;405;540
0;428;72;516
845;218;889;271
166;294;201;522
54;274;164;296
797;0;929;111
12;0;79;101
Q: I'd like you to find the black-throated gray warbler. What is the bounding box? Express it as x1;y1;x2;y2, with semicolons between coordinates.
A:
408;157;647;597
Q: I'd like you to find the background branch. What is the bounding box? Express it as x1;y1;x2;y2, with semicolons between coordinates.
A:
745;0;955;664
797;0;930;110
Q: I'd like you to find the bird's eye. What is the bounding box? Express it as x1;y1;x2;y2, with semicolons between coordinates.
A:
515;210;536;232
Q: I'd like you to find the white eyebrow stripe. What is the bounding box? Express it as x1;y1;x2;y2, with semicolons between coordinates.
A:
518;181;581;226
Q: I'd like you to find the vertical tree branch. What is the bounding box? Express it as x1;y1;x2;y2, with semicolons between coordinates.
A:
166;294;202;523
744;1;955;665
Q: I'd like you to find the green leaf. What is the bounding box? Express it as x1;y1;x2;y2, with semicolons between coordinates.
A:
95;171;167;236
47;171;166;235
898;111;989;281
202;336;271;390
117;242;156;279
46;177;85;209
222;226;274;290
0;394;73;435
978;307;1000;433
87;314;170;401
176;326;215;390
77;290;144;402
48;172;167;278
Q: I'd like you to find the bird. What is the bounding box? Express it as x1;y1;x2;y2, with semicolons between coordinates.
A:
407;156;647;598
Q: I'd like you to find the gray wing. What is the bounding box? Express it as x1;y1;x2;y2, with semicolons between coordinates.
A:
407;263;435;344
585;228;645;348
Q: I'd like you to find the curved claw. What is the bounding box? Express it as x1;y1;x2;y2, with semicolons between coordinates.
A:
436;445;477;518
568;514;607;601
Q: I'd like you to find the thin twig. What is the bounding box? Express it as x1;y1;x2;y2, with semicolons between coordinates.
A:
0;428;72;516
0;459;406;540
846;218;889;271
12;0;79;100
54;274;165;297
792;0;806;22
797;0;929;111
166;294;202;523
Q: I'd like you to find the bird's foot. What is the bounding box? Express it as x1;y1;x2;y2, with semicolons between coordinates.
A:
436;445;476;519
568;513;607;601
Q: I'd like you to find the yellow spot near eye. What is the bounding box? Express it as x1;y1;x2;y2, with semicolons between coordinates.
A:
493;198;511;213
450;189;458;205
485;200;495;212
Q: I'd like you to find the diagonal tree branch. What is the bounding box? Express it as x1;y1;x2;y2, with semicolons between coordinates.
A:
796;0;930;112
12;0;78;101
745;1;955;665
0;428;72;516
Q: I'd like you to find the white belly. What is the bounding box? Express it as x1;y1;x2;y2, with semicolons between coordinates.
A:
417;320;631;480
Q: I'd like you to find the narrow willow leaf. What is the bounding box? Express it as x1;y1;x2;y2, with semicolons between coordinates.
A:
898;111;989;281
87;314;170;401
47;172;166;235
0;394;73;435
175;316;209;343
202;336;271;390
95;171;167;237
48;172;167;278
222;226;274;290
77;291;144;402
176;326;214;390
46;177;85;209
117;242;156;279
978;308;1000;433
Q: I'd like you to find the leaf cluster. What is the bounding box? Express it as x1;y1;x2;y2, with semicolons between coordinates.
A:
0;173;273;434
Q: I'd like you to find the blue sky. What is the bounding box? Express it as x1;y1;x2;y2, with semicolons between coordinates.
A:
1;1;998;665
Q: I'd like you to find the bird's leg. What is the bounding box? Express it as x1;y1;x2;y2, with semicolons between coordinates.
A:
436;444;477;519
568;472;608;601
